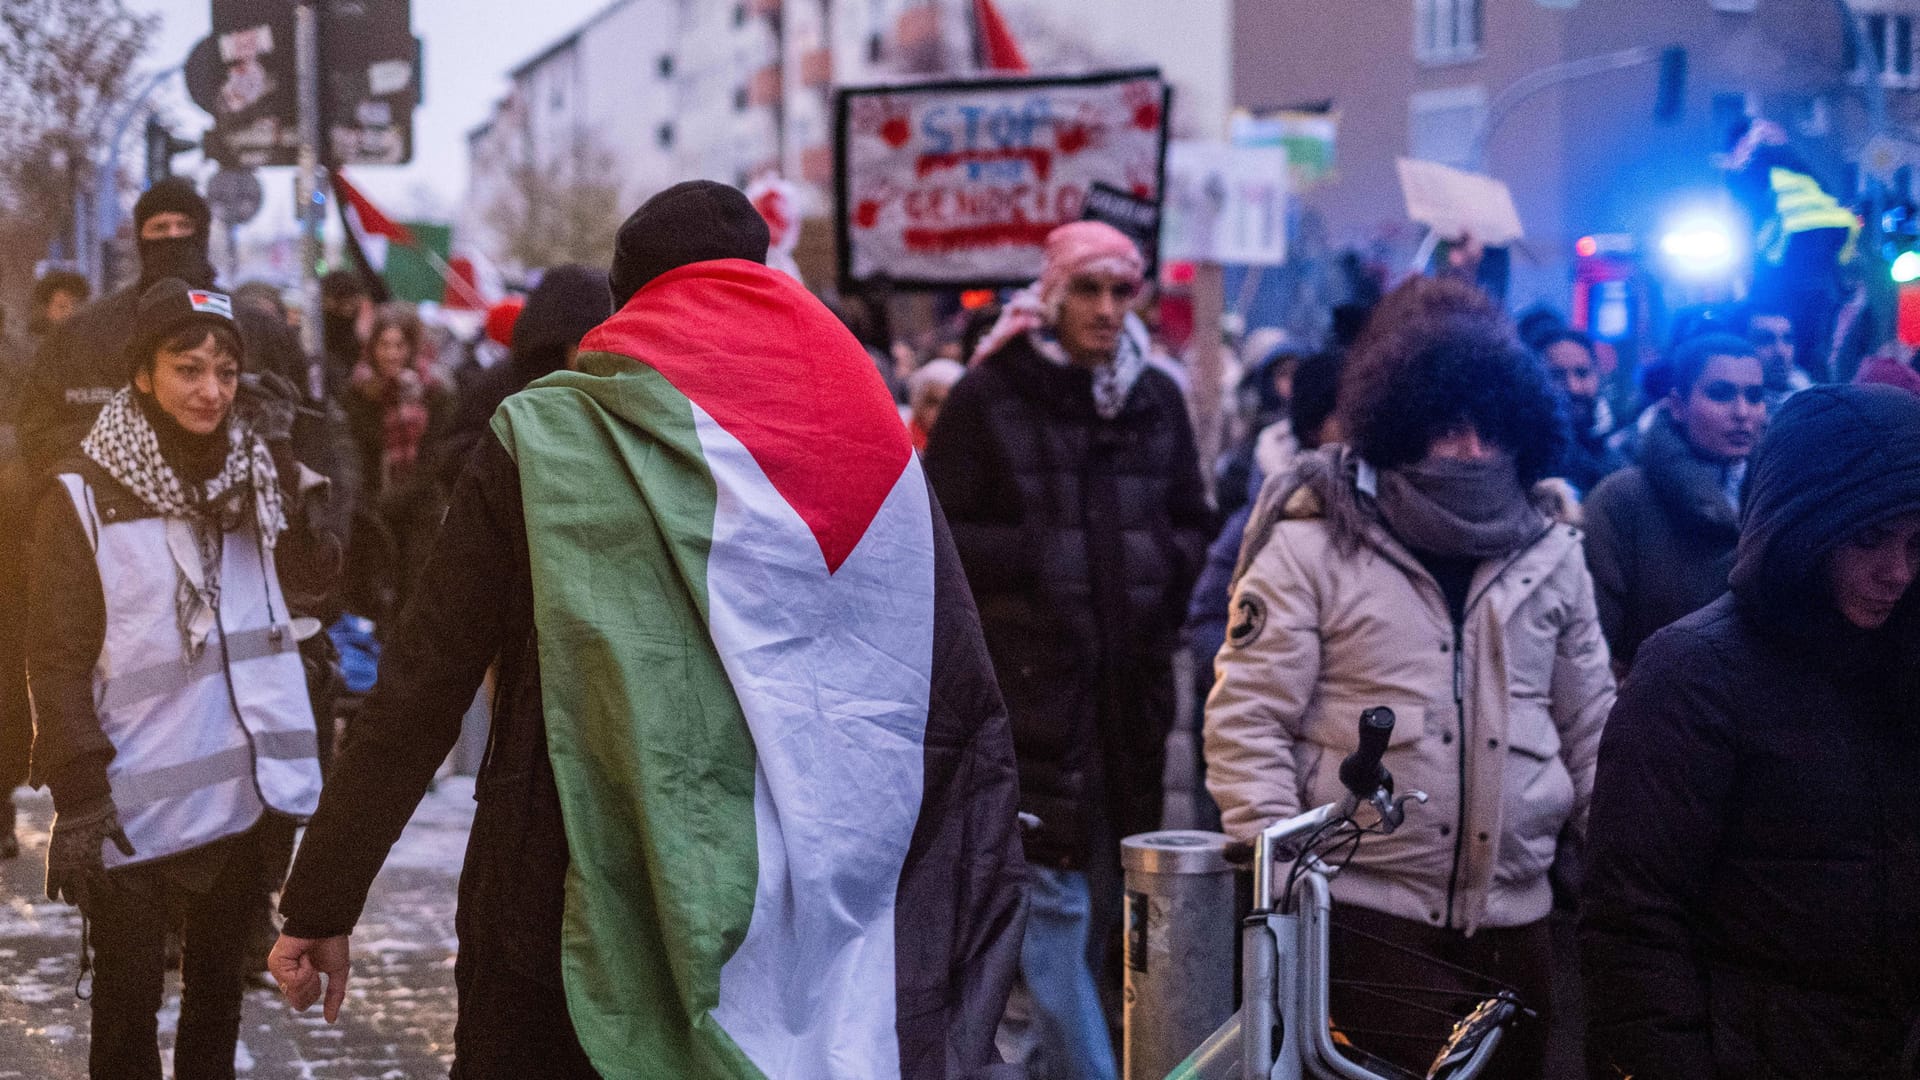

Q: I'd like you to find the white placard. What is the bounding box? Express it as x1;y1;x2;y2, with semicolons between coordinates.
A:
1397;158;1525;246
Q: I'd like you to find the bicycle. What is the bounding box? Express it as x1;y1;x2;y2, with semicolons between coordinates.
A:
1162;706;1528;1080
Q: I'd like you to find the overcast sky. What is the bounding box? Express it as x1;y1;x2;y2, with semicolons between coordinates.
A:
130;0;610;235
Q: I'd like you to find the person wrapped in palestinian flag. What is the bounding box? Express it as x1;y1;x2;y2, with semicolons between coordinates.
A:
269;181;1028;1080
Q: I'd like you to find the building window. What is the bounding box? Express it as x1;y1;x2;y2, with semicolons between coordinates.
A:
1846;13;1917;85
733;4;747;27
867;33;883;64
657;123;675;148
1415;0;1483;64
658;53;675;78
734;85;749;111
1409;85;1488;168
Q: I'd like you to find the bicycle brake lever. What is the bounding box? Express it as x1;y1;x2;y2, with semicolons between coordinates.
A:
1369;789;1430;834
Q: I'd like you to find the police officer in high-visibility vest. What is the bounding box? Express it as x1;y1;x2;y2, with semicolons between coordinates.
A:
24;278;338;1080
1724;118;1859;383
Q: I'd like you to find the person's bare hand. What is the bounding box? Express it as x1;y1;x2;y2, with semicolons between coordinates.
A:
268;933;351;1023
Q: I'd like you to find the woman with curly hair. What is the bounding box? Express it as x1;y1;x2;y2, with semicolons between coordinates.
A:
1205;277;1616;1079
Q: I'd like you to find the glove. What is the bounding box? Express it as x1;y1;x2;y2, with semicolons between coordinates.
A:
45;799;135;911
239;371;306;446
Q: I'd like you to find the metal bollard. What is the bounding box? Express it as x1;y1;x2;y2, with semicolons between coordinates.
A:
1121;830;1237;1080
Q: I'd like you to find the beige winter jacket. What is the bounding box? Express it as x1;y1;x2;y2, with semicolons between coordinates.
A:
1204;453;1615;934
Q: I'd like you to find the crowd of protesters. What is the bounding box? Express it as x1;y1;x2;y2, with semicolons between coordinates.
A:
1;168;1918;1080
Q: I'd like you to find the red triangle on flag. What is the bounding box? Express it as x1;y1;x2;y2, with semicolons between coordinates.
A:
974;0;1029;73
333;171;418;248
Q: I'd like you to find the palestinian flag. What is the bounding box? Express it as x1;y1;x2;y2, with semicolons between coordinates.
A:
490;259;1025;1079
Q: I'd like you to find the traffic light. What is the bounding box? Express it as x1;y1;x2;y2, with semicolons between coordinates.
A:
143;117;197;186
1654;46;1688;125
1881;202;1920;282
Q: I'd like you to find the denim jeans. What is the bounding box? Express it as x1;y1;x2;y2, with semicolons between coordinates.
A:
1017;865;1119;1080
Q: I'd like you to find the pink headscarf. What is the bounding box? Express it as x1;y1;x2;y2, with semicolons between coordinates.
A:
970;221;1146;366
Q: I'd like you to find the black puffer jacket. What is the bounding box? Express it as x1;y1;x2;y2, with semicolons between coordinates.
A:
924;336;1214;866
1582;409;1742;667
1583;385;1920;1080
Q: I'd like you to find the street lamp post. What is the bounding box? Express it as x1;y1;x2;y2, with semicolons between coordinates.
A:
1468;45;1660;173
84;64;182;293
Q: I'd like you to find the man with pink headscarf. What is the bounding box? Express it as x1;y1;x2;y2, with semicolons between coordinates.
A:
925;221;1215;1080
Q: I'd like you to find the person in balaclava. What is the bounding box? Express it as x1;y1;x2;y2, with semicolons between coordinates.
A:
25;278;336;1079
1584;384;1920;1080
267;181;1027;1080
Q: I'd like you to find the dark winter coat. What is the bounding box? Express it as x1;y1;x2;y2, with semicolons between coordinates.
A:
1581;409;1742;668
280;434;1026;1073
924;336;1214;867
1582;385;1920;1080
280;435;568;982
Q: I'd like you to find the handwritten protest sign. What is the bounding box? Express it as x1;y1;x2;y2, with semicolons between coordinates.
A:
1397;158;1525;246
835;69;1171;290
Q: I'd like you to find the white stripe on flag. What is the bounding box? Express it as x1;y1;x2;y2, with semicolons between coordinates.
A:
696;404;934;1080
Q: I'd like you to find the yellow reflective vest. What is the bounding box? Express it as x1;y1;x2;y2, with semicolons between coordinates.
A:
1760;167;1859;265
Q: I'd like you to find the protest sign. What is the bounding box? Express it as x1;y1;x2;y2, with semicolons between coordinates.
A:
1161;141;1288;266
835;69;1171;290
1396;158;1525;246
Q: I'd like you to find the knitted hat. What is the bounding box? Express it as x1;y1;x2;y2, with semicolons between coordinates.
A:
133;177;211;237
608;181;769;309
126;278;239;373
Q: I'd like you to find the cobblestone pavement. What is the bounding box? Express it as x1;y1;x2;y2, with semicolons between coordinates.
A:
0;778;475;1079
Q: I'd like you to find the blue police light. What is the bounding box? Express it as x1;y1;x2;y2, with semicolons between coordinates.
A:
1893;250;1920;284
1659;215;1738;279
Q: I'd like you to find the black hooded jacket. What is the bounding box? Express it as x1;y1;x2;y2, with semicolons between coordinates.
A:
1582;385;1920;1080
436;265;611;485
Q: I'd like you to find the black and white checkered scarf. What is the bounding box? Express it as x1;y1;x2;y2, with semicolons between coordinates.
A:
81;388;286;661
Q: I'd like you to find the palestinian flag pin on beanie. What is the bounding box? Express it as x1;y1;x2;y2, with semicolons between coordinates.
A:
127;277;240;371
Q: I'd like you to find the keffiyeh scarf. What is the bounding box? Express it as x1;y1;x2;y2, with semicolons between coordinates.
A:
81;388;287;661
970;285;1150;420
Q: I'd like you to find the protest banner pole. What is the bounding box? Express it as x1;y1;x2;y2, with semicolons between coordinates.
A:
1191;260;1226;486
295;1;326;396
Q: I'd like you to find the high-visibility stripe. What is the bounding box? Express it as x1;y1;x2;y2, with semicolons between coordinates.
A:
1770;168;1858;234
98;624;297;713
112;727;317;809
255;729;320;759
115;745;255;807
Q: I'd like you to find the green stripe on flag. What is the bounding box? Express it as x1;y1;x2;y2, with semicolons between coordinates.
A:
492;352;766;1079
382;221;452;303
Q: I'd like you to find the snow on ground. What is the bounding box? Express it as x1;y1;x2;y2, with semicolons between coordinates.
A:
0;779;475;1078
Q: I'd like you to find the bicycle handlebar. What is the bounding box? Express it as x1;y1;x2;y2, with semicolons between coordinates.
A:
1337;706;1396;801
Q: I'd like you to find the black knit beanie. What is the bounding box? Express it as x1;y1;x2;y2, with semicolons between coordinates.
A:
126;278;240;376
134;177;212;237
608;181;769;309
